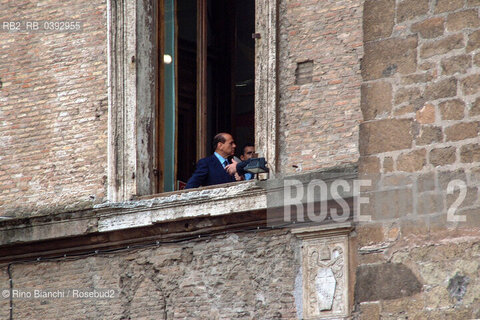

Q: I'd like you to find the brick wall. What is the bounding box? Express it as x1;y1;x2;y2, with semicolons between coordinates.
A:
278;0;363;174
0;0;365;216
0;230;299;319
355;0;480;318
4;0;480;318
0;0;108;216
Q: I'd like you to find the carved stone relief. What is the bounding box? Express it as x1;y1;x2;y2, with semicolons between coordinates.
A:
293;224;351;319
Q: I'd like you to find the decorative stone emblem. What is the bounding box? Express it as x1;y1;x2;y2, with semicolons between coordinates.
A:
315;267;336;311
293;224;351;319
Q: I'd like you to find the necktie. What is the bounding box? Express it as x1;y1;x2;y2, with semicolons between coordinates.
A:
223;160;228;168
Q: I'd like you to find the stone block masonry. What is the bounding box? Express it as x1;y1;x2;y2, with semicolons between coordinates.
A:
356;0;480;318
0;0;108;217
353;227;480;319
0;230;299;320
360;0;480;157
359;0;480;200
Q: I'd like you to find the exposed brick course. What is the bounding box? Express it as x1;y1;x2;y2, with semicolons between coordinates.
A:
0;0;108;216
278;0;363;173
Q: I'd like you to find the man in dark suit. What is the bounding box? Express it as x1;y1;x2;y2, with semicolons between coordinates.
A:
185;132;237;189
239;143;255;180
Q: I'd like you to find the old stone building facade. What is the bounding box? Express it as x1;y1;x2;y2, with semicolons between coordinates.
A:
1;0;480;319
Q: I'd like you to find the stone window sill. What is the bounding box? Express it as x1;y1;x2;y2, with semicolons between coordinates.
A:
96;180;267;232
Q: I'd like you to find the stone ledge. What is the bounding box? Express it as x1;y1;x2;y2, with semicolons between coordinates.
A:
0;166;358;260
0;181;265;247
98;181;266;232
291;222;354;239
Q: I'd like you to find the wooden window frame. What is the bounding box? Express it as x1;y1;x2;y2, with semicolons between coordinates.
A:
107;0;278;201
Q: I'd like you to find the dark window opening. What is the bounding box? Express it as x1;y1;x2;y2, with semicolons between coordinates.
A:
159;0;255;191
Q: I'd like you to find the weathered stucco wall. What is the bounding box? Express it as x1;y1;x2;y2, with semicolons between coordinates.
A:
0;0;108;216
356;0;480;318
0;230;300;319
277;0;363;174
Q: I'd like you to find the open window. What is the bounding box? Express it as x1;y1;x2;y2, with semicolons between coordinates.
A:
107;0;277;201
158;0;256;192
